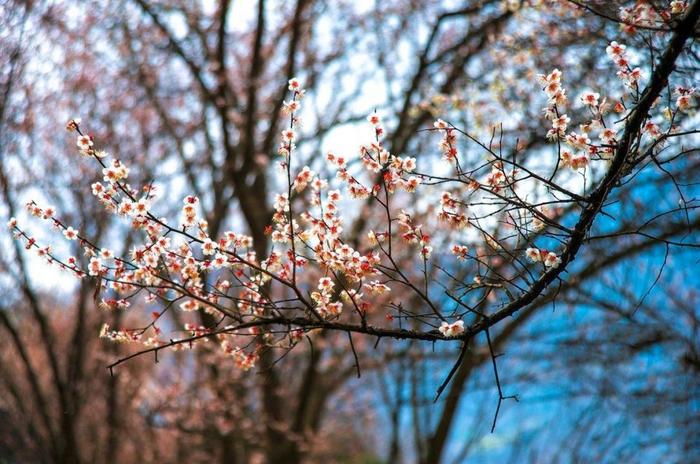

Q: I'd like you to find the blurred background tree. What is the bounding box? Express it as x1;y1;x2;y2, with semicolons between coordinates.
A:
0;0;698;463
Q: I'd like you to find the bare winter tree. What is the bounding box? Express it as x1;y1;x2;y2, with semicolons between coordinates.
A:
1;1;699;463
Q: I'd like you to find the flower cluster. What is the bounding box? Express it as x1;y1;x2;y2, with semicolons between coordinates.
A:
617;1;687;33
560;150;589;170
675;86;695;112
579;91;600;108
484;161;516;192
439;320;465;337
277;78;305;157
311;277;343;319
606;41;642;88
397;210;432;259
526;247;561;268
451;245;469;260
20;45;671;375
220;339;259;371
367;112;384;140
434;119;458;161
70;121;108;159
438;191;469;228
538;60;643;170
537;69;569;140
